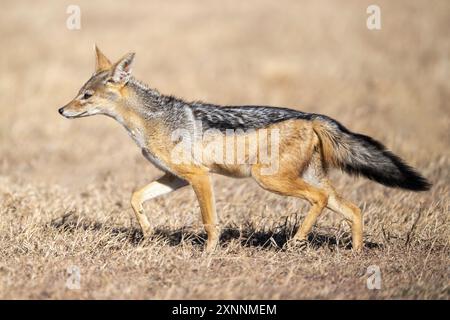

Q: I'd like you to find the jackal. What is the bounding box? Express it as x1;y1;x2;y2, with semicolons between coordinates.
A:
59;47;430;252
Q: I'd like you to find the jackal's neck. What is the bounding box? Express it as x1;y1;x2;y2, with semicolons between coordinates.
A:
105;78;164;136
107;77;187;137
126;77;162;111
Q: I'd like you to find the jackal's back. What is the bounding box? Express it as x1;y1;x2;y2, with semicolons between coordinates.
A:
190;103;314;132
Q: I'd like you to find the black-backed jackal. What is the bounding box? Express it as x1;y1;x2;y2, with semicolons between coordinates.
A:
59;47;431;252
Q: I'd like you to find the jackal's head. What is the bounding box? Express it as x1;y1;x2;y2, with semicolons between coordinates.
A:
59;46;135;119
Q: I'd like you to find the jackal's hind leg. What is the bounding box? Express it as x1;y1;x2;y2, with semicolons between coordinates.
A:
251;167;328;250
291;149;330;248
291;185;328;245
324;184;363;251
130;173;188;237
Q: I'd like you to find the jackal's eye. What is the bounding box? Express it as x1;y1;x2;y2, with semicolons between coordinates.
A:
82;91;93;100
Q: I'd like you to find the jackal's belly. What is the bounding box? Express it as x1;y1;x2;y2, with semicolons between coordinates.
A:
209;163;252;178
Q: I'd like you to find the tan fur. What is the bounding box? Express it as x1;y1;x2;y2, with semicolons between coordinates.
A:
95;45;112;72
311;120;339;168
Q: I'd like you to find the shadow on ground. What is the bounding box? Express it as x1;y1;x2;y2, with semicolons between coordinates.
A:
49;213;382;251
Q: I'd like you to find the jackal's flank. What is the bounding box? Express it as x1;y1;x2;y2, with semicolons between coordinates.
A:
59;47;431;252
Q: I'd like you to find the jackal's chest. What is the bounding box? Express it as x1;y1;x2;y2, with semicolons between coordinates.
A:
123;124;174;174
125;127;146;149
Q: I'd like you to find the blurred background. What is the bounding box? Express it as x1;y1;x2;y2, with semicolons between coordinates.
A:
0;0;448;299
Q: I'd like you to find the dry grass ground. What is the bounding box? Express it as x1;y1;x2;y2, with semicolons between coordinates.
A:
0;0;448;299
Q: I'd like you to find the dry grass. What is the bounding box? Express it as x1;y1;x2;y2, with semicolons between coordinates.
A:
0;0;449;299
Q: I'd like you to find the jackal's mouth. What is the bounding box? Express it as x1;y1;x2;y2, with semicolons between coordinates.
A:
71;111;89;118
60;110;89;119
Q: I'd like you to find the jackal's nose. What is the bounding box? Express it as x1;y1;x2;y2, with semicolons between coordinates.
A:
58;107;64;115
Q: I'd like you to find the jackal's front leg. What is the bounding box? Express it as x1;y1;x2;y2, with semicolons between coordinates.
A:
130;173;188;237
187;173;219;252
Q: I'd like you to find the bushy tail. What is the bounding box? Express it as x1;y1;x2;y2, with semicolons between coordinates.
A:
312;116;431;191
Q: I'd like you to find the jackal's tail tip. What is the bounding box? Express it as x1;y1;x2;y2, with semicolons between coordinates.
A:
381;152;432;191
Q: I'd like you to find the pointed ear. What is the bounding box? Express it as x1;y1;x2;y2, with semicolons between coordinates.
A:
111;52;135;84
94;45;112;72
